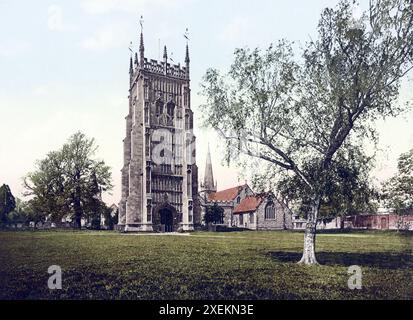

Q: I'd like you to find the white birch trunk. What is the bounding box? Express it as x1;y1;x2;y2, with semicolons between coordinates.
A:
298;197;320;265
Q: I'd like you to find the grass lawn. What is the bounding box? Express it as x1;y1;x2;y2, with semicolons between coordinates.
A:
0;230;412;300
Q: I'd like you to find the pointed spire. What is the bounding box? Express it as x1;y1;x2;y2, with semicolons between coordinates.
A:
139;32;145;68
184;28;190;79
185;44;190;79
140;32;144;52
203;143;216;193
129;55;133;74
134;52;138;66
163;45;168;60
139;15;145;68
185;44;190;64
163;45;168;74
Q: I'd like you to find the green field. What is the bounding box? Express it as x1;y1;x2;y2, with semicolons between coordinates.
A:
0;230;412;300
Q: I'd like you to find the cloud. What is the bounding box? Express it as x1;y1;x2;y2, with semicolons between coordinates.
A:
0;41;30;57
33;85;50;96
47;5;78;32
80;24;129;50
80;0;118;14
219;17;249;44
80;0;190;15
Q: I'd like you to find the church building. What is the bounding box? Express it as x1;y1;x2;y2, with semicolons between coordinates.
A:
118;27;200;232
199;147;293;230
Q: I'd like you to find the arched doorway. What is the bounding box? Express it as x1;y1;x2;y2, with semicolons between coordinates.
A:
160;208;174;233
153;203;178;233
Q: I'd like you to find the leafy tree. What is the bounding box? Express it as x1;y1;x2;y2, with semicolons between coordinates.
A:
277;146;379;223
7;198;29;225
24;151;69;223
102;205;118;230
0;184;16;225
24;132;113;229
25;199;47;226
200;0;413;264
82;171;103;230
204;203;225;225
383;148;413;229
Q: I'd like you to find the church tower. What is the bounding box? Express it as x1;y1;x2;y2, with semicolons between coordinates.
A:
118;24;199;232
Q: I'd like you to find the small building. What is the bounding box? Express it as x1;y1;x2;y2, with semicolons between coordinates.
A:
199;147;293;230
232;193;293;230
199;184;254;227
292;214;343;230
345;214;413;231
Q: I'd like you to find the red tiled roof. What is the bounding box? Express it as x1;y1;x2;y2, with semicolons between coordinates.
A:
233;195;265;214
208;185;247;202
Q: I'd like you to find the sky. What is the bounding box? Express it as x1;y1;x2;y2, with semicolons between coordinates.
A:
0;0;412;205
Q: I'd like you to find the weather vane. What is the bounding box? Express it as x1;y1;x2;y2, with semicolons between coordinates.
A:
184;28;190;42
128;41;133;55
139;15;144;32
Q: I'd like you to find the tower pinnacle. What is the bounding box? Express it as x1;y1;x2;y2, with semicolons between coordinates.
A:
163;45;168;74
139;16;145;68
163;45;168;60
184;28;190;79
185;44;190;64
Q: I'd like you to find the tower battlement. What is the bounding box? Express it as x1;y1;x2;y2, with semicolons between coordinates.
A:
138;59;188;79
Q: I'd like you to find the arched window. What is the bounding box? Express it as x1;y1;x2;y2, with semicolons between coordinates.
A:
156;99;164;115
166;101;175;118
265;202;276;220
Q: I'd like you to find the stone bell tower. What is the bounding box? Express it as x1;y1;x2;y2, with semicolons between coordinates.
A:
117;24;199;232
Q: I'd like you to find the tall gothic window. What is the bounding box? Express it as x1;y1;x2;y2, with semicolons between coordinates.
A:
187;168;192;198
147;200;152;223
166;101;175;118
156;99;164;115
144;102;150;125
185;113;190;130
265;202;276;220
188;201;193;223
146;166;151;193
145;133;150;157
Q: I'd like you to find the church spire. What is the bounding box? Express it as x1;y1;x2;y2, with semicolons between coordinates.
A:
134;52;138;67
203;144;217;193
129;55;133;74
185;44;190;64
184;28;190;79
139;16;145;68
185;44;190;79
163;45;168;74
163;45;168;60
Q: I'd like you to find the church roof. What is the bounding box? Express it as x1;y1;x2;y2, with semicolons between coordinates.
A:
233;194;266;214
208;185;247;202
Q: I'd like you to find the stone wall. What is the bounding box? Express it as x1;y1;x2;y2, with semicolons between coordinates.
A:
255;198;290;230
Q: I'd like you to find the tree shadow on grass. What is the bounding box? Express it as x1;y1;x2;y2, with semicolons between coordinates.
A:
268;251;413;270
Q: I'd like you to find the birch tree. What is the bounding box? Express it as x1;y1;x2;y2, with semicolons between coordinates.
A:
200;0;413;264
